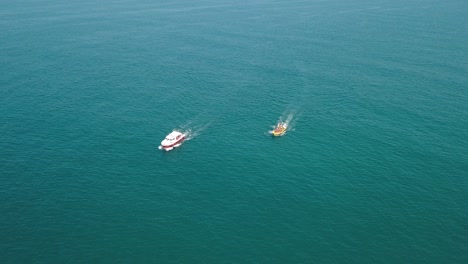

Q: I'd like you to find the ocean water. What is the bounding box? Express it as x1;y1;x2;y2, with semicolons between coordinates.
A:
1;0;467;263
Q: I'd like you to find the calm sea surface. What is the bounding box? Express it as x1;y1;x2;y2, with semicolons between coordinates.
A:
1;0;467;263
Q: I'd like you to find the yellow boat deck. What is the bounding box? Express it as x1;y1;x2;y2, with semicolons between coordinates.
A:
272;124;287;136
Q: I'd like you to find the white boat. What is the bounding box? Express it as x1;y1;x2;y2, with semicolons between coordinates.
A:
158;130;186;151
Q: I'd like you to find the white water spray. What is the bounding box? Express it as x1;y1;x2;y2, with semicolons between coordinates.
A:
178;120;212;141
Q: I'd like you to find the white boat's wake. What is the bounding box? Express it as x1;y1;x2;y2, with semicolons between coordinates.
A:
179;120;211;141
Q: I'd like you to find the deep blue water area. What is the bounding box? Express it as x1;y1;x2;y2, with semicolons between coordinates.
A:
1;0;467;263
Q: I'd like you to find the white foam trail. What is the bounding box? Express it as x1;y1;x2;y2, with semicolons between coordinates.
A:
181;121;211;141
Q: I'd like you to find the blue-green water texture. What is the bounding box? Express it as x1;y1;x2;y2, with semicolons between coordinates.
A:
1;0;467;263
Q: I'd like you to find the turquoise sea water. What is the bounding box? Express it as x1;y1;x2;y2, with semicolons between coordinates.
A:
1;0;467;263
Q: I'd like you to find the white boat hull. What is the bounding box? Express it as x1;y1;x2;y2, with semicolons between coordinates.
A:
159;130;186;151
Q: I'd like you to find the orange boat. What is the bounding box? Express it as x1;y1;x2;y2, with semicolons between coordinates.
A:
271;122;287;136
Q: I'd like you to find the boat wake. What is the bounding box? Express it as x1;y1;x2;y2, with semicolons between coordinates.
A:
179;120;211;141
